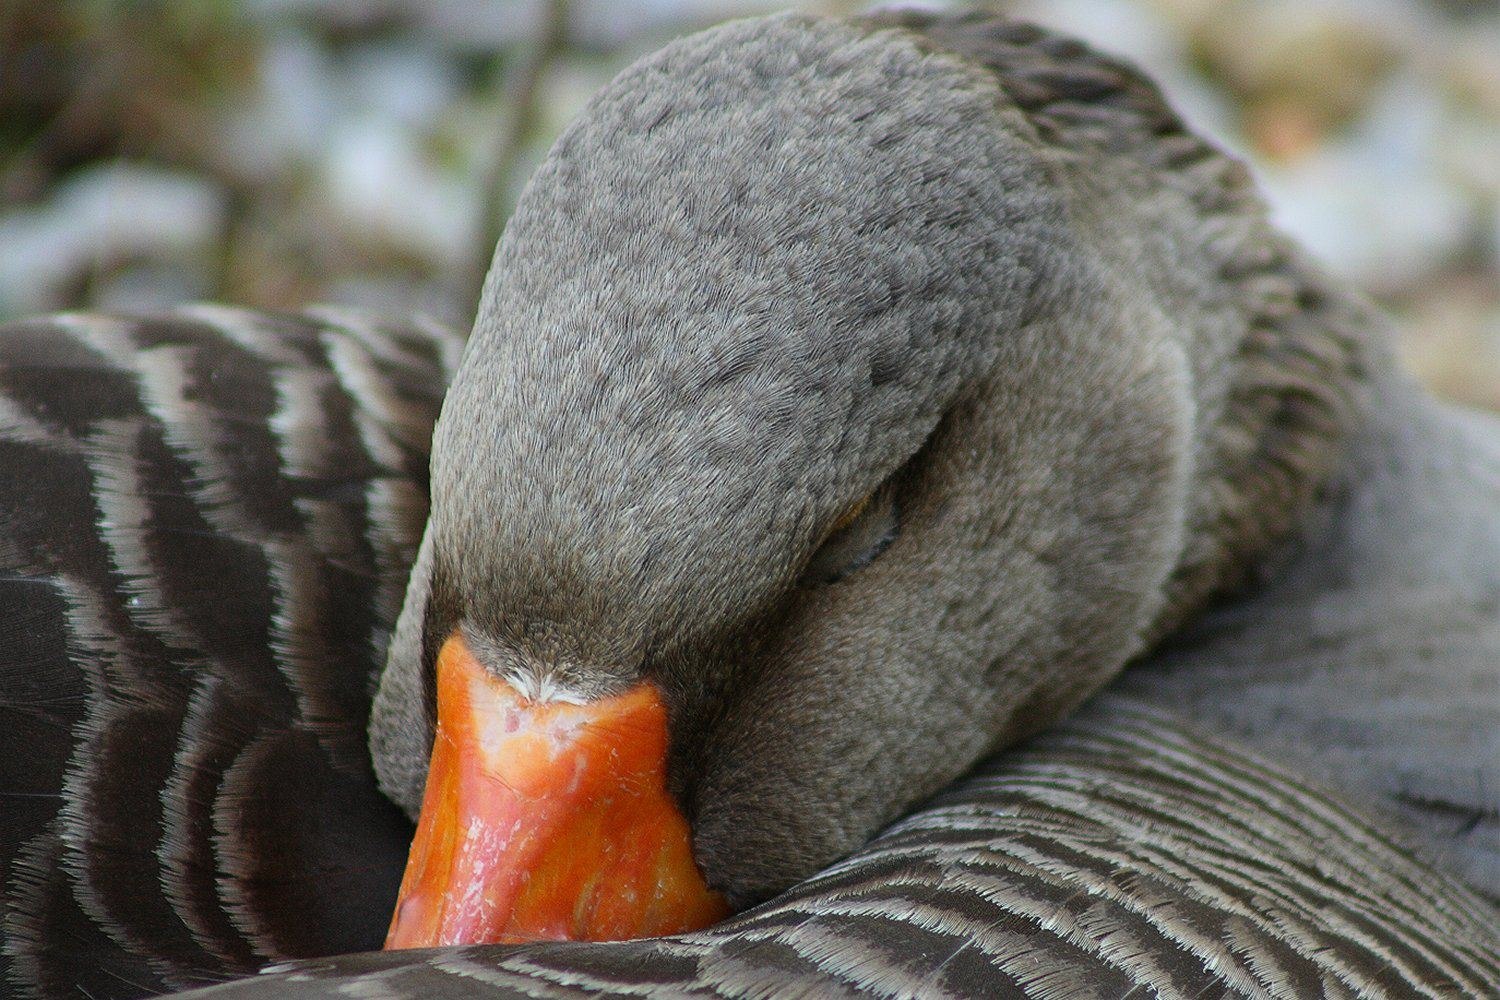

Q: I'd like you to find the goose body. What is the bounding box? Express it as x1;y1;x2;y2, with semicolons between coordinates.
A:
0;307;1494;999
186;698;1500;999
2;9;1498;1000
1121;372;1500;895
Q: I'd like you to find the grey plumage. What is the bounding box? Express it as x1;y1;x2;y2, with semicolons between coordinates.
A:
1;303;1493;1000
1;8;1497;1000
1119;373;1500;896
369;9;1408;910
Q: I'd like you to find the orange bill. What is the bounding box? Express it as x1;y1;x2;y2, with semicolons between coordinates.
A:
384;632;729;948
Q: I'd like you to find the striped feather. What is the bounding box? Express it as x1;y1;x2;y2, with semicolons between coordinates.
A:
173;699;1500;1000
0;307;459;998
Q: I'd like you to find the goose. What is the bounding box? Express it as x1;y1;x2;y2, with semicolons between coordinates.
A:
0;9;1496;1000
1;312;1494;1000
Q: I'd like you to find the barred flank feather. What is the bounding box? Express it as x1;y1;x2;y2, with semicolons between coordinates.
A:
0;307;459;999
178;699;1500;1000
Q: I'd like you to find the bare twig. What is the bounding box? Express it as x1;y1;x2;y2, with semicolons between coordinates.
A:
458;0;571;327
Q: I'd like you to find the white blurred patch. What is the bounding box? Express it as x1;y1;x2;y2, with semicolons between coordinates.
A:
0;164;225;314
323;117;478;264
1259;72;1473;293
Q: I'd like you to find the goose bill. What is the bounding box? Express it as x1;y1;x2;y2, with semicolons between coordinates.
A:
384;633;729;948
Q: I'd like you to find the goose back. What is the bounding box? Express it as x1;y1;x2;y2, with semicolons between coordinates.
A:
1120;374;1500;900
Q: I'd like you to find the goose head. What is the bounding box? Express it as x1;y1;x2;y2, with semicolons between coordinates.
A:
369;11;1368;946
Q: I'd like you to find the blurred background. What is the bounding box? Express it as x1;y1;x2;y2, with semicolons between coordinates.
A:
1;0;1497;406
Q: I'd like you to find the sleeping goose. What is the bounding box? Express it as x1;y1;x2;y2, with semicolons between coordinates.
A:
2;304;1494;1000
1;8;1496;1000
366;6;1498;918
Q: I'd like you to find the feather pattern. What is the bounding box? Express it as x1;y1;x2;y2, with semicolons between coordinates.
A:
176;699;1500;1000
0;307;458;998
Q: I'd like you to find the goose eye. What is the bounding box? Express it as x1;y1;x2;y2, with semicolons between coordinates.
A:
802;485;900;585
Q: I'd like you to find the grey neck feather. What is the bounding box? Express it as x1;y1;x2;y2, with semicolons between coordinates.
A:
879;11;1498;900
873;10;1379;639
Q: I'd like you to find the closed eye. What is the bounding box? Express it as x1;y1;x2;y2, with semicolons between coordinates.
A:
801;484;900;585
